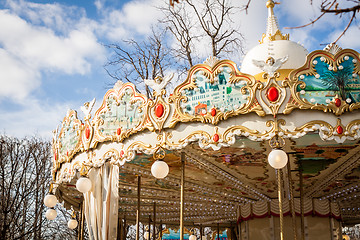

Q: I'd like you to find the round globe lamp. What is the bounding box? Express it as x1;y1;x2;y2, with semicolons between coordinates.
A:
45;208;57;220
151;160;169;179
44;194;57;208
68;219;78;229
268;149;288;169
76;177;92;193
189;234;197;240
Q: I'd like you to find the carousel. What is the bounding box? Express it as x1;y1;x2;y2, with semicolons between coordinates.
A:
44;1;360;239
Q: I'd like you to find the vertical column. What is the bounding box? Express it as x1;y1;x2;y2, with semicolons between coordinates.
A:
160;220;163;240
78;202;85;240
123;216;127;240
148;215;151;239
153;202;156;240
277;169;284;240
299;167;305;240
238;205;242;240
217;223;220;240
136;175;141;240
180;152;185;240
287;160;297;240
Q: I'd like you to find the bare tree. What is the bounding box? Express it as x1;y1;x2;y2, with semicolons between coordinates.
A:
0;135;79;240
106;0;244;91
161;0;243;70
185;0;243;57
105;28;172;98
284;0;360;44
160;3;200;72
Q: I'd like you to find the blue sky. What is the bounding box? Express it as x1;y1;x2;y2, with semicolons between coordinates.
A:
0;0;359;138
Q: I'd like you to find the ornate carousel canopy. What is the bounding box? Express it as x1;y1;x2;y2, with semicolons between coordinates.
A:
48;0;360;239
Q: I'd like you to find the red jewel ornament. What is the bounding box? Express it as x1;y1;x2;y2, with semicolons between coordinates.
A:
211;108;216;116
334;98;341;107
213;134;219;142
117;128;121;135
155;104;164;118
267;87;279;102
85;126;90;139
336;126;344;134
120;150;124;157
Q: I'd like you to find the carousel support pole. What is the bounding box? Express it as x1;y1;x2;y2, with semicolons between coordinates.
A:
200;225;203;240
277;169;284;240
239;205;242;240
287;160;298;240
77;202;84;240
136;175;141;240
142;222;145;240
153;202;156;240
180;152;185;240
230;221;234;240
117;216;122;240
77;202;81;240
80;201;85;240
217;223;220;240
148;215;151;239
299;165;305;240
160;220;163;240
123;215;127;240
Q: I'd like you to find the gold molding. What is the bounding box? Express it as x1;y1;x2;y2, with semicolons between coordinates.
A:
91;82;149;146
283;49;360;115
169;60;265;128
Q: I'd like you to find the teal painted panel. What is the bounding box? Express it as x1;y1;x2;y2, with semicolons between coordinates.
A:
181;67;249;115
297;56;360;104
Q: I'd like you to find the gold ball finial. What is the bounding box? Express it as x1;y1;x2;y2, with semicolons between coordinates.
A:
266;0;275;8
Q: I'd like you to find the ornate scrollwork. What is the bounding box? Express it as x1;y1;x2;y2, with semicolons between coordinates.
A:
169;60;265;127
284;49;360;115
147;88;171;131
56;110;83;165
91;82;149;146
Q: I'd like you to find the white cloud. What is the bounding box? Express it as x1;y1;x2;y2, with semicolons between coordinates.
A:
0;97;73;138
0;48;39;101
0;6;106;103
330;25;360;49
98;0;165;41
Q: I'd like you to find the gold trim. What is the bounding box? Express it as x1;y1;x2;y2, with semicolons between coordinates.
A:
169;60;265;127
56;110;83;165
259;30;289;44
91;82;149;146
283;49;360;115
147;89;170;131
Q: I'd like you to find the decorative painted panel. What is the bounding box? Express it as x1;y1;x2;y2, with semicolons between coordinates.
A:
92;82;148;144
57;110;82;163
284;49;360;115
169;59;265;126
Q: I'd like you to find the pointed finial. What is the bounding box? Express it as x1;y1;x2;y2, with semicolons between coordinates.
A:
266;0;275;9
259;0;289;44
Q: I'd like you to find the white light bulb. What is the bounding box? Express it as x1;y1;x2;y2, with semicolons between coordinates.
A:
45;208;57;220
44;194;57;208
76;177;92;193
189;234;197;240
268;149;288;169
151;160;169;179
68;219;78;229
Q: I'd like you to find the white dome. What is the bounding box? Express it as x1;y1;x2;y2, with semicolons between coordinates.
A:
241;40;308;76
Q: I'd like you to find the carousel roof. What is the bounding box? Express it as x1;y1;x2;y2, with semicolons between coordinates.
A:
51;0;360;227
240;0;308;77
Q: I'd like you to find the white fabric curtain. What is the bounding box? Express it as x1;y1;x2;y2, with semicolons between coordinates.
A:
83;163;119;240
